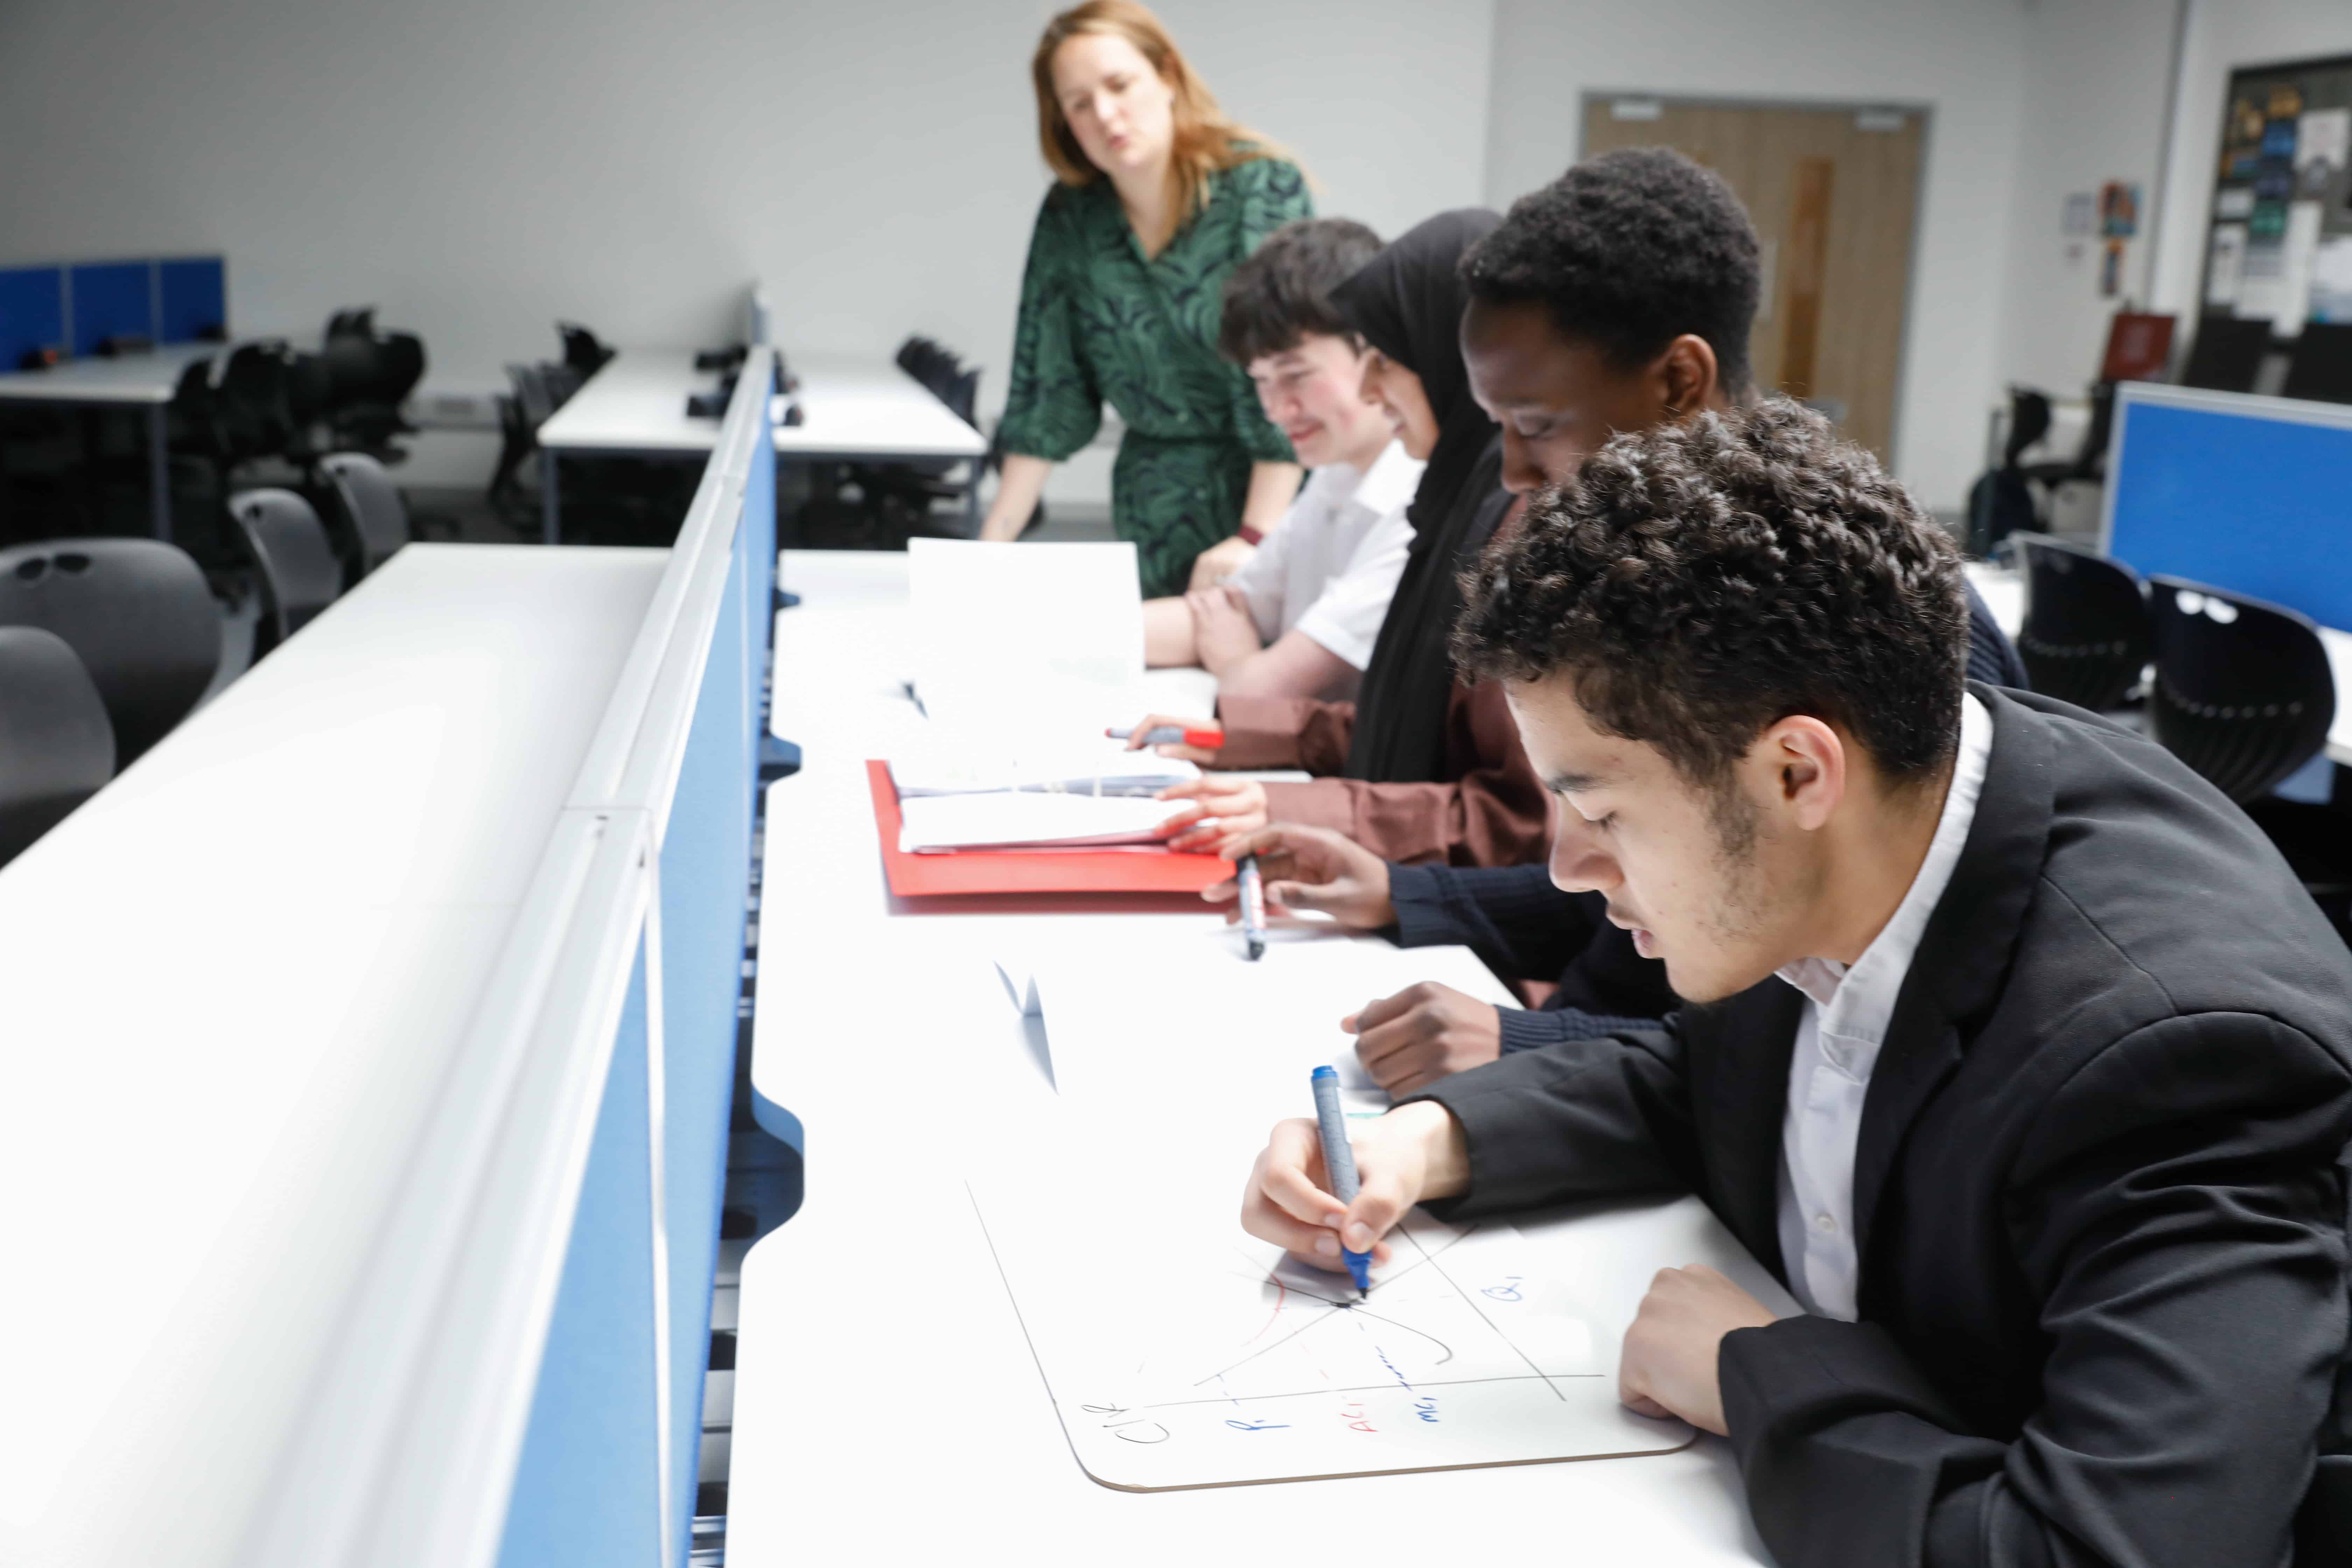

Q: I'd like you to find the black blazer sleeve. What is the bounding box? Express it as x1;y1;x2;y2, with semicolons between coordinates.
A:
1719;1013;2352;1568
1400;1018;1701;1211
1387;862;1590;974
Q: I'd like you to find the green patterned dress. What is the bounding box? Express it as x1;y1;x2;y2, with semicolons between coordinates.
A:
998;155;1313;596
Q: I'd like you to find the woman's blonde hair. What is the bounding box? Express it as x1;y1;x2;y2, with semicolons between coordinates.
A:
1030;0;1284;217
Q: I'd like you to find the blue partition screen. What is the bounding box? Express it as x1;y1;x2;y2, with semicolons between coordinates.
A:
654;465;762;1561
158;258;227;342
496;948;664;1568
0;267;64;370
2107;389;2352;631
68;261;154;356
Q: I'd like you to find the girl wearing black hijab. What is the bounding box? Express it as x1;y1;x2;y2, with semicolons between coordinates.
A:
1148;209;1551;869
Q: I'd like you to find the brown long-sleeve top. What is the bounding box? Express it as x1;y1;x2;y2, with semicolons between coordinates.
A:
1215;679;1551;868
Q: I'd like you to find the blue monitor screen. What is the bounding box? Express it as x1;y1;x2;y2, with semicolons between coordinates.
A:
68;261;155;356
0;267;65;369
2106;390;2352;633
158;258;226;343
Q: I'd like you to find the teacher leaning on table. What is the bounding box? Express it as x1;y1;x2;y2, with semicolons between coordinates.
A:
979;0;1311;598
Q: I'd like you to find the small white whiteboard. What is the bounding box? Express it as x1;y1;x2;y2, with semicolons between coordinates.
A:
969;1131;1775;1491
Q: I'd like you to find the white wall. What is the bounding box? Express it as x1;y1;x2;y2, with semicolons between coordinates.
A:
1997;0;2183;400
2149;0;2352;318
1480;0;2033;515
0;0;1491;498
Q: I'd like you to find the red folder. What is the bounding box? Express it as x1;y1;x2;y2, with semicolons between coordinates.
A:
866;760;1231;896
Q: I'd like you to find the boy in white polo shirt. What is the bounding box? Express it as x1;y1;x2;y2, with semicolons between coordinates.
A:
1142;219;1422;701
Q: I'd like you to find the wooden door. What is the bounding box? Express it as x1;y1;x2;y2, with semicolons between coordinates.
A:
1581;97;1926;462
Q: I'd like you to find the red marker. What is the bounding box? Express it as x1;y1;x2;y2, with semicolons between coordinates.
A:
1106;724;1222;749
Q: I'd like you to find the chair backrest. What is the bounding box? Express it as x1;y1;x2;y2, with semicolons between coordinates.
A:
2281;320;2352;405
2012;533;2151;713
2073;379;2118;479
2147;574;2337;804
319;452;410;579
229;489;342;655
557;321;613;373
371;332;427;405
0;537;219;765
0;626;115;866
2001;387;2052;470
2180;314;2273;393
210;340;297;464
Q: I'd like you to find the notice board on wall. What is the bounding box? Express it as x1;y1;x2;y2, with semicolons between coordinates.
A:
2197;53;2352;341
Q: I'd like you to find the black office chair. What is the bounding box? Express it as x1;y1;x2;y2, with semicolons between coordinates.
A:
2282;321;2352;405
0;537;220;765
2180;315;2274;393
559;321;615;375
320;310;427;465
2010;533;2151;713
318;452;411;581
209;340;300;472
2147;575;2336;805
229;489;341;658
1965;387;2053;556
0;625;115;867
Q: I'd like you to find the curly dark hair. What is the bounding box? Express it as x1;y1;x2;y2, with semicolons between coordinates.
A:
1217;217;1384;366
1455;398;1966;791
1461;147;1761;394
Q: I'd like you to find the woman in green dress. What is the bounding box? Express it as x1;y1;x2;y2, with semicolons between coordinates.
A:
980;0;1312;598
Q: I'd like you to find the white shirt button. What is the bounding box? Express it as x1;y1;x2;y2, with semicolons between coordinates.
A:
1813;1212;1837;1233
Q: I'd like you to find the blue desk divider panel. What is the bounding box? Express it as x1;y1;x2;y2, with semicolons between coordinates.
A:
68;260;154;356
496;947;665;1568
2104;383;2352;632
653;405;765;1564
157;257;227;342
488;349;776;1568
0;266;65;370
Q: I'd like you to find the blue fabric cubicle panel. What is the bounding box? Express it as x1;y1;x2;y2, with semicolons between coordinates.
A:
0;266;65;369
157;258;227;342
2108;394;2352;631
67;261;155;356
655;520;758;1560
496;946;665;1568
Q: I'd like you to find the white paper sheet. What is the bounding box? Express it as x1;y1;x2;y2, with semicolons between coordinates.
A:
886;738;1197;798
896;791;1194;852
905;539;1148;737
2207;223;2249;307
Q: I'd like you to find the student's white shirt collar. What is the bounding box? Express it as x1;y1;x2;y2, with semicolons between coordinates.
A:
1774;692;1994;1050
1344;439;1421;519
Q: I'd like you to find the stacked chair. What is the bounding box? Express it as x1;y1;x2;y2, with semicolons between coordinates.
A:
794;334;994;550
0;626;114;868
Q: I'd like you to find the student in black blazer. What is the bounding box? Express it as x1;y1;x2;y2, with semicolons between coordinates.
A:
1239;399;2352;1566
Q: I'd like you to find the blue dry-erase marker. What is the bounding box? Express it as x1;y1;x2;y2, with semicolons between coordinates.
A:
1238;852;1267;961
1310;1066;1371;1296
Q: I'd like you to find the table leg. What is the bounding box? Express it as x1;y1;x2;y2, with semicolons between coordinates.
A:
540;449;560;546
146;405;171;542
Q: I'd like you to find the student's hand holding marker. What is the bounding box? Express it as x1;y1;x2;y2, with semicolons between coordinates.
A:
1203;825;1394;928
1114;715;1223;766
1156;775;1267;852
1345;983;1503;1096
1239;1100;1467;1276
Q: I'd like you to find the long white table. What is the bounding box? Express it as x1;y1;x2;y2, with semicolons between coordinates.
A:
0;342;217;540
0;543;668;1568
534;349;986;545
725;551;1774;1567
1964;560;2352;766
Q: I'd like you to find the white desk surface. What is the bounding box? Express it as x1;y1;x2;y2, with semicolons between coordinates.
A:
726;550;1772;1567
534;348;985;461
0;544;666;1568
1963;560;2352;766
0;341;215;405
